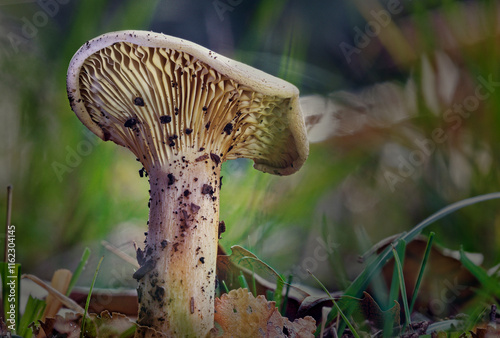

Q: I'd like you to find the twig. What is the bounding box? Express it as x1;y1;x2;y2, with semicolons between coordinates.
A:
101;240;139;268
22;274;85;315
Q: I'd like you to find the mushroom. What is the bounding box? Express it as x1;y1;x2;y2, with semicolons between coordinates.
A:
66;30;308;337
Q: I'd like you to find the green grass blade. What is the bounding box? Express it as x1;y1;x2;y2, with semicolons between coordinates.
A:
308;270;360;338
459;247;500;299
281;275;293;316
273;276;284;311
409;232;435;314
66;247;91;296
348;192;500;292
250;267;257;297
238;271;249;290
459;251;500;332
80;256;104;338
388;240;406;308
119;325;137;338
384;240;406;337
425;319;464;334
336;192;500;335
17;296;46;338
392;243;411;331
221;280;229;294
237;254;286;284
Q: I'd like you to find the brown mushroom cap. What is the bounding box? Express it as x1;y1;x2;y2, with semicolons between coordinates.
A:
67;30;308;175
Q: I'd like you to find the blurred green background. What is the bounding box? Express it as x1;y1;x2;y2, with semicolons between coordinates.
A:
1;0;500;291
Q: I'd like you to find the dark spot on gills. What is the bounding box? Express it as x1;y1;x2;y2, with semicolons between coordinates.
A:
159;115;172;124
210;153;220;166
223;123;233;135
124;118;137;128
133;97;145;106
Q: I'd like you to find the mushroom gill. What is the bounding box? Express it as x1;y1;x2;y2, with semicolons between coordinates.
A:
78;42;296;171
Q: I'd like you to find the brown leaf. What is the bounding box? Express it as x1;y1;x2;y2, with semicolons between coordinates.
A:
214;288;275;336
373;235;480;317
360;292;400;329
216;246;310;320
296;295;333;322
471;324;500;338
266;310;316;338
37;313;82;338
213;288;316;337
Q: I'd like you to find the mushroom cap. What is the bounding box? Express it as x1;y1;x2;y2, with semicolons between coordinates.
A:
67;30;308;175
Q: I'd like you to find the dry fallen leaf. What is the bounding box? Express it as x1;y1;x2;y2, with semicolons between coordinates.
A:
213;288;316;337
35;313;81;338
360;292;400;330
34;311;136;338
216;245;310;320
266;310;317;338
378;236;480;318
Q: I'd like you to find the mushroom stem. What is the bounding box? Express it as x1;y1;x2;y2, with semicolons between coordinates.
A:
136;154;220;337
67;29;309;338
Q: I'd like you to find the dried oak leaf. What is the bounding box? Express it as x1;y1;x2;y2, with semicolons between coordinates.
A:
213;288;316;337
36;312;82;338
266;309;317;337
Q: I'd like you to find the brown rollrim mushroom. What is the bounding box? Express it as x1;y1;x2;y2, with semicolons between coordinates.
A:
66;30;308;337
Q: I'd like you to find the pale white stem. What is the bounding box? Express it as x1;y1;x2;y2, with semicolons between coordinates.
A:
135;153;221;337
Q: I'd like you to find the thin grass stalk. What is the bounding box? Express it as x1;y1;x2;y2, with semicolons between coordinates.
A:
392;243;411;332
308;270;360;338
409;232;435;314
80;256;104;338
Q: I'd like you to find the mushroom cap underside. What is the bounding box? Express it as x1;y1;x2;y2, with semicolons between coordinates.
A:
67;30;308;175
